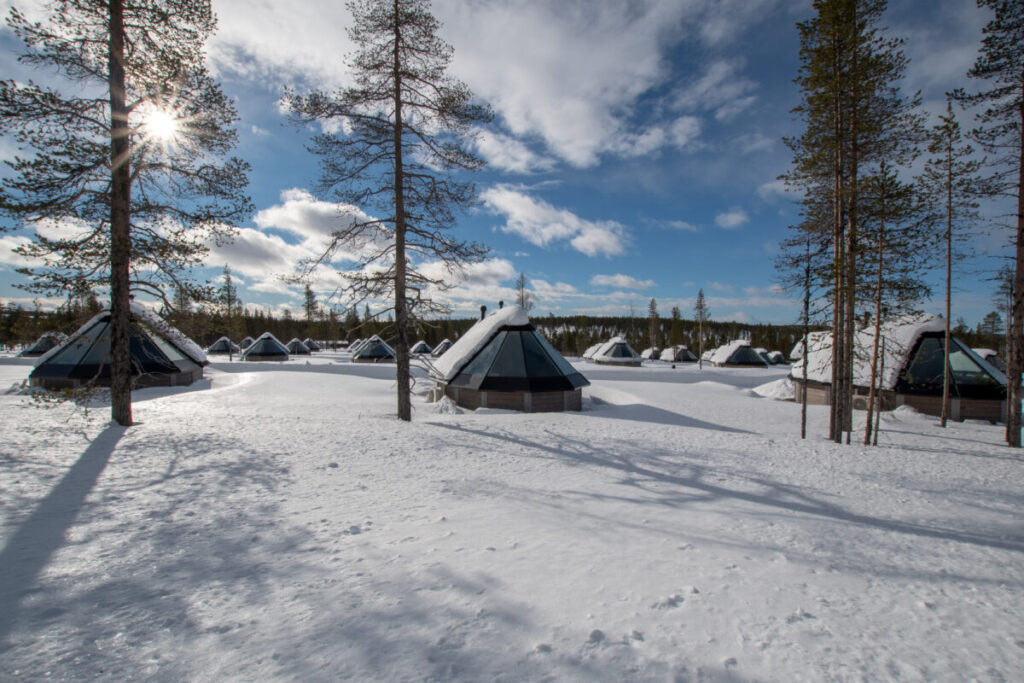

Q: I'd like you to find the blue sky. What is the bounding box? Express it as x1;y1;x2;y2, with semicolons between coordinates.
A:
0;0;1013;326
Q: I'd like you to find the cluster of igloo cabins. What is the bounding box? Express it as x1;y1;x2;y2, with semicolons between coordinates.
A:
21;303;1008;420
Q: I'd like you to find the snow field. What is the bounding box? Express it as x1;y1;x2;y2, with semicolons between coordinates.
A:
1;355;1022;681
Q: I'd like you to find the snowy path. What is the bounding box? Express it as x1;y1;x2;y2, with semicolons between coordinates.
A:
1;357;1021;680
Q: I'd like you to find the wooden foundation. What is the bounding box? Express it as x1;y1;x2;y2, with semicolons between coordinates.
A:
444;384;583;412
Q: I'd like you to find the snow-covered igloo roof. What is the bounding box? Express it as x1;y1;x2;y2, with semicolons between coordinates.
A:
792;314;947;390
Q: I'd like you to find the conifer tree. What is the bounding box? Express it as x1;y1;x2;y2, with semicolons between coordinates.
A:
951;0;1023;446
694;289;708;368
919;103;985;427
860;161;928;443
287;0;491;421
0;0;250;425
647;298;659;351
515;272;534;311
782;0;921;442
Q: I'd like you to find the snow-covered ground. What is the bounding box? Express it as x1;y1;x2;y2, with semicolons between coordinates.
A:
1;353;1022;681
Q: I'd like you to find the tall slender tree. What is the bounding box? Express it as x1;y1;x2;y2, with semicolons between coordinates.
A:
287;0;491;422
782;0;921;443
951;0;1023;446
515;272;534;311
919;103;985;427
860;161;928;443
694;289;708;368
647;298;659;351
1;0;250;426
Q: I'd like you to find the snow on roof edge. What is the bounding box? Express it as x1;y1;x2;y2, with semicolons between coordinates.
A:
432;306;530;381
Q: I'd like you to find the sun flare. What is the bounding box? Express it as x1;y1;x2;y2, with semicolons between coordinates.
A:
144;109;179;142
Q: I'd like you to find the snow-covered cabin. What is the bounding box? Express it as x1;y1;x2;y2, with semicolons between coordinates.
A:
766;350;787;365
640;346;660;360
352;335;395;363
241;332;290;362
302;338;322;352
30;303;207;389
660;345;698;362
792;314;1007;421
973;348;1005;372
411;340;432;355
205;336;240;355
239;336;255;350
286;338;311;355
709;340;769;367
431;338;453;357
19;331;67;357
788;331;828;362
590;337;642;367
431;306;590;412
581;343;603;360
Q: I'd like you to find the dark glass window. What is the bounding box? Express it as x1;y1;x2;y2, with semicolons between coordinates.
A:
489;331;528;377
729;346;767;364
521;330;563;377
460;332;505;377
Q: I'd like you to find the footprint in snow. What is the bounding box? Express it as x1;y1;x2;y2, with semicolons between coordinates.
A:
786;608;814;623
651;594;685;609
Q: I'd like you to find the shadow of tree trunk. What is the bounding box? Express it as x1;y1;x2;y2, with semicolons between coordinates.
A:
0;424;124;646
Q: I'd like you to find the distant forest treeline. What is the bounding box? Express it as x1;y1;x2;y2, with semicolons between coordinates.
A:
1;299;1007;358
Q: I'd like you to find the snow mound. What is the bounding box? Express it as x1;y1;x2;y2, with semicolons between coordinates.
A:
432;395;463;414
753;377;795;401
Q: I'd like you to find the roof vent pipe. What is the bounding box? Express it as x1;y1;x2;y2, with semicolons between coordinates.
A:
480;305;487;320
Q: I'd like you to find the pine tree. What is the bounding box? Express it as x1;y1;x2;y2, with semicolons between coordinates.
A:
303;284;318;332
515;272;534;311
782;0;922;443
919;102;986;427
950;0;1023;446
670;306;683;346
647;298;659;351
860;161;928;443
694;289;709;368
286;0;491;422
0;0;251;425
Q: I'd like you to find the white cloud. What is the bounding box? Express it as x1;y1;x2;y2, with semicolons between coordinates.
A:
591;274;655;289
715;207;749;230
756;179;797;201
203;0;775;168
708;281;734;293
481;185;627;257
733;132;773;154
473;128;555;174
0;235;38;267
531;279;579;297
250;125;269;136
672;58;758;121
667;220;699;232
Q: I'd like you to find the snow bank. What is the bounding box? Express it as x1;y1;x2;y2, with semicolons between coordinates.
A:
752;377;795;400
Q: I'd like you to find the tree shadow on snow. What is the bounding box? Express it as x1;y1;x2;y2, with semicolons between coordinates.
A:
585;397;752;433
429;422;1024;561
0;423;125;646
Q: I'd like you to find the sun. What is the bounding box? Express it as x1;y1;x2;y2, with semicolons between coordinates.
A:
143;109;180;142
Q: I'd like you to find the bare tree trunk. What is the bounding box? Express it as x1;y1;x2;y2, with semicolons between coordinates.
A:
865;225;884;445
845;143;859;445
108;0;133;427
801;238;811;440
941;143;953;428
392;2;411;423
873;336;884;446
1008;94;1024;447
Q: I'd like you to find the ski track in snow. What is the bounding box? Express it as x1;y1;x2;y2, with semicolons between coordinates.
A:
1;355;1022;681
